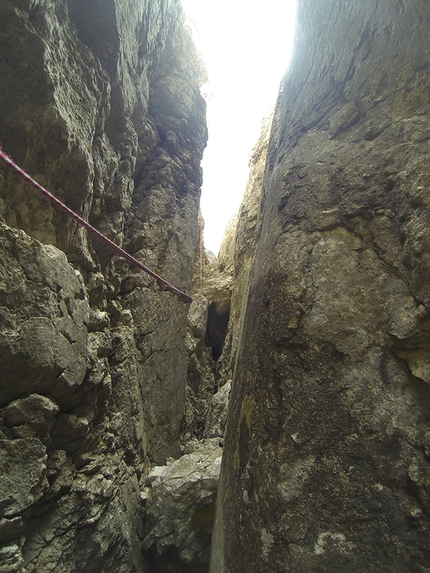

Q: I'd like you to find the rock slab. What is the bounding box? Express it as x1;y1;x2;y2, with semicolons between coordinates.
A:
143;439;222;573
211;1;430;572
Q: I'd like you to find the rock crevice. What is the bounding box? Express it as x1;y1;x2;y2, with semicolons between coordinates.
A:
2;1;430;572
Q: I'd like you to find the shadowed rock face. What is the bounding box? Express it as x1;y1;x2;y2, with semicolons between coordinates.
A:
211;1;430;572
0;1;207;571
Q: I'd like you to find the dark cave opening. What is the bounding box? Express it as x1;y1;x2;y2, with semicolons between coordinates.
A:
206;301;230;361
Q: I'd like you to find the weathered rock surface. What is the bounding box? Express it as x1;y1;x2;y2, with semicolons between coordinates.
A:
184;227;234;437
203;381;231;440
0;0;207;571
216;118;270;389
143;439;222;572
212;1;430;572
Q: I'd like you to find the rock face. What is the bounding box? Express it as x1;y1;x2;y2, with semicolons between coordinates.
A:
0;1;207;571
211;1;430;572
216;118;270;389
143;439;223;573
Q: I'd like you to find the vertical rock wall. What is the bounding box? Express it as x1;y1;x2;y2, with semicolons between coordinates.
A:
212;1;430;571
216;118;271;389
0;1;207;571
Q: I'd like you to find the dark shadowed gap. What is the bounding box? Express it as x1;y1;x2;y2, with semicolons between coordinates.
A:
206;301;231;360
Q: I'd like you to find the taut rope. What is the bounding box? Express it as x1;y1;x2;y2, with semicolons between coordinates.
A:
0;146;198;304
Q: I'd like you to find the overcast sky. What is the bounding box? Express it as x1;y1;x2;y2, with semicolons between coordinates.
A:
181;0;298;254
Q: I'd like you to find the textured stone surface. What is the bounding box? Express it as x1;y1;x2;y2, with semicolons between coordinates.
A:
204;381;231;440
216;119;270;389
143;439;222;573
184;300;217;441
0;223;89;408
0;0;207;571
212;1;430;572
0;439;48;518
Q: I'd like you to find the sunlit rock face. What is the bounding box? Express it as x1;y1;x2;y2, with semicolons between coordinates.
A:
0;0;206;571
211;1;430;572
215;119;270;391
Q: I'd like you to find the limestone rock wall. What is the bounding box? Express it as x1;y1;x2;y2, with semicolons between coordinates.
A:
0;1;207;571
142;438;223;573
216;118;271;389
212;1;430;571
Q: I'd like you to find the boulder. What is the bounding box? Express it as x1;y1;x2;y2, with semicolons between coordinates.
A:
143;439;223;572
212;1;430;571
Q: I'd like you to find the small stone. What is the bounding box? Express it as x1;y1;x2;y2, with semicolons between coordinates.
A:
0;438;48;517
87;310;110;332
140;489;150;506
118;310;133;325
410;508;423;519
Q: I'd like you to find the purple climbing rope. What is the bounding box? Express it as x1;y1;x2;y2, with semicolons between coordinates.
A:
0;146;198;304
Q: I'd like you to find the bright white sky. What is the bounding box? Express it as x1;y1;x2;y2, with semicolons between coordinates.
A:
181;0;298;254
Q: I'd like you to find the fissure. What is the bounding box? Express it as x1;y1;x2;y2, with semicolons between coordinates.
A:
0;1;430;572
